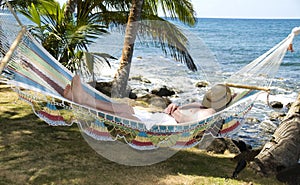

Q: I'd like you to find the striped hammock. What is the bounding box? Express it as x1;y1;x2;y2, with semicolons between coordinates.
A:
1;9;299;151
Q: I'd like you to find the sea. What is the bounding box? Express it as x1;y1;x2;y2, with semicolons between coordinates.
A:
90;18;300;148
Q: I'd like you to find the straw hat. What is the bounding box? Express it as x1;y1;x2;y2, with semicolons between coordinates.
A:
202;84;232;111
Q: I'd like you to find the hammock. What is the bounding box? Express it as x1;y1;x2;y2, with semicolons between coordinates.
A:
1;8;299;152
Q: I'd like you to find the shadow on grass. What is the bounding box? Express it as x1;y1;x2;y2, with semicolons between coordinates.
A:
0;89;283;185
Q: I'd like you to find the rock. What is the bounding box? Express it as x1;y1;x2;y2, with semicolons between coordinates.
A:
206;138;227;154
206;138;242;154
269;111;286;121
95;81;113;97
131;88;149;98
95;81;134;98
136;94;171;109
195;81;209;88
286;102;292;110
270;101;283;109
245;117;261;124
93;80;173;108
129;75;151;83
151;86;175;97
129;91;137;99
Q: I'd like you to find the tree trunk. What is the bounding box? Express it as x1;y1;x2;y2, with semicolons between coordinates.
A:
112;0;144;98
249;93;300;176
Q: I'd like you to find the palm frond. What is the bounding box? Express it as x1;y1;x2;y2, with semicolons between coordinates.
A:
97;11;129;26
141;0;196;26
101;0;131;12
137;17;197;71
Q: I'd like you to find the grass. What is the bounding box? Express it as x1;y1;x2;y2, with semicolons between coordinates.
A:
0;84;285;185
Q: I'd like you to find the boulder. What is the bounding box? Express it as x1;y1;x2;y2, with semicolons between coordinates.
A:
95;81;136;99
136;94;171;110
245;117;261;125
151;86;175;97
270;101;283;109
195;81;209;88
206;138;244;154
95;81;113;97
269;111;286;121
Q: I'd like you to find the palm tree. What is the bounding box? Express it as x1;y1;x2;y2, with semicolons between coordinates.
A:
62;0;197;97
112;0;197;97
17;0;109;72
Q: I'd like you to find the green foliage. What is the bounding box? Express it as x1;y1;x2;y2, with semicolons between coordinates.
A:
17;0;109;72
144;0;196;26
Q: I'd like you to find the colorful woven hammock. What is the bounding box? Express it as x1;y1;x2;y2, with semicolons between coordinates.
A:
1;8;299;151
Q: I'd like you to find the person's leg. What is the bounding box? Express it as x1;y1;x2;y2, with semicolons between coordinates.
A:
63;75;136;118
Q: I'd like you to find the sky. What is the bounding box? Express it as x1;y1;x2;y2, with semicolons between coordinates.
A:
57;0;300;19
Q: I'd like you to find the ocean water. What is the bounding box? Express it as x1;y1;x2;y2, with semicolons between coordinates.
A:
92;18;300;148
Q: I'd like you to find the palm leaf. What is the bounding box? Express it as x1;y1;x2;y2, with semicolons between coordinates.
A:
144;0;196;26
137;18;197;71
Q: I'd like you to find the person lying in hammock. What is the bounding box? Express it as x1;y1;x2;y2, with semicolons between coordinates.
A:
63;75;232;123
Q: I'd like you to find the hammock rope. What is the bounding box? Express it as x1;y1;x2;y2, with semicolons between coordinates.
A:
0;7;299;151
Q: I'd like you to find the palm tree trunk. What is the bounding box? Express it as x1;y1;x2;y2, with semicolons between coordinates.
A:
112;0;144;98
249;92;300;176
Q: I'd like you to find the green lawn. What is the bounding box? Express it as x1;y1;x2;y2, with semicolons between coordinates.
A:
0;85;284;185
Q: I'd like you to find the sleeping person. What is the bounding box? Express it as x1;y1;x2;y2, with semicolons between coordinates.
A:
63;75;232;125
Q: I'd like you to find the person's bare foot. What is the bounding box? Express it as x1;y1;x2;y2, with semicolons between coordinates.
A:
63;84;72;100
70;75;96;108
70;75;83;104
63;75;88;105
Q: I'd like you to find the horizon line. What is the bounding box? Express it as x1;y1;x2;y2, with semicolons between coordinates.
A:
194;16;300;20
